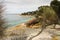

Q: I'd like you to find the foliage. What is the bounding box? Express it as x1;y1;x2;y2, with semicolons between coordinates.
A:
0;1;5;37
29;6;59;40
50;0;60;18
35;6;58;25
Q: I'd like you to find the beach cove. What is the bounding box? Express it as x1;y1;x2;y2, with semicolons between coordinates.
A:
2;14;60;40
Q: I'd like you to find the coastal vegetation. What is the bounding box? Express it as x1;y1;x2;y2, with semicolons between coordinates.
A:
21;0;60;28
28;6;59;40
21;0;60;40
0;0;6;38
50;0;60;19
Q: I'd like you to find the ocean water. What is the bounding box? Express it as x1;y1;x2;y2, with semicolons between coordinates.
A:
3;14;33;27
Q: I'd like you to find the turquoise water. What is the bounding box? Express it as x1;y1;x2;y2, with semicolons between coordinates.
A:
3;15;33;27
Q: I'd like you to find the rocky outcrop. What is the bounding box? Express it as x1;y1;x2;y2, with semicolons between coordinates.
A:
26;18;39;26
4;20;60;40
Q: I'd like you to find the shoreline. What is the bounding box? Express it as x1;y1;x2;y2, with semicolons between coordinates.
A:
19;15;33;17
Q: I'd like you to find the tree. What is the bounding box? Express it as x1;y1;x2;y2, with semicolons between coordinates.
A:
29;6;58;40
0;0;5;37
50;0;60;19
37;6;59;27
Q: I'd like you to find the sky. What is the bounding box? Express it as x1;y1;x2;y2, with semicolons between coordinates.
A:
4;0;52;14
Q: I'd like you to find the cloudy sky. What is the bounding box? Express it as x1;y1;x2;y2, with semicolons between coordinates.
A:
4;0;52;14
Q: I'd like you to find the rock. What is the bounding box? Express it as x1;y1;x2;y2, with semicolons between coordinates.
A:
55;25;60;28
4;23;27;36
27;29;52;40
26;18;39;26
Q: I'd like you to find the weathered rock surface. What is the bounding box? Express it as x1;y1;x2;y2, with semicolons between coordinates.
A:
4;23;60;40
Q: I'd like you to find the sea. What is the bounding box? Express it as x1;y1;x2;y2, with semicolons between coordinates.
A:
3;14;34;27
